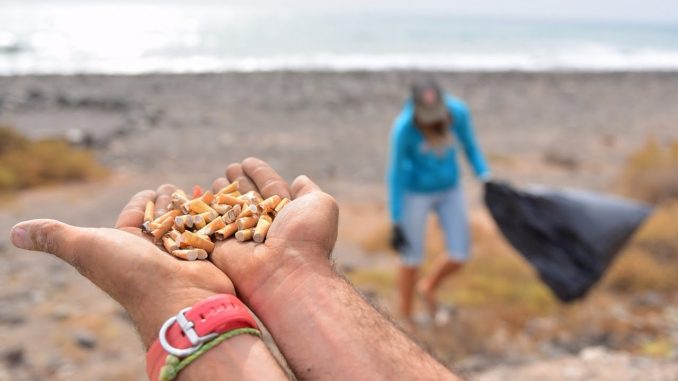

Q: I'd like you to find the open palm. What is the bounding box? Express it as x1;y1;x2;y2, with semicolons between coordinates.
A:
11;184;236;347
209;158;339;306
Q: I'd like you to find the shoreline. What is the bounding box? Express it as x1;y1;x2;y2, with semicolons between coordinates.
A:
3;69;678;78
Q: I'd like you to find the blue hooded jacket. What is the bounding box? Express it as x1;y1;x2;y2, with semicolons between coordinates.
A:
387;95;490;223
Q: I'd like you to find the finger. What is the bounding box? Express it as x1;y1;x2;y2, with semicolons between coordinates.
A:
242;157;291;199
290;175;322;199
225;163;256;193
10;219;164;300
115;189;156;228
211;177;229;193
11;219;88;266
154;184;177;218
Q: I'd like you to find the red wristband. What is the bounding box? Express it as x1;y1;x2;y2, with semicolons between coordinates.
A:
146;294;258;381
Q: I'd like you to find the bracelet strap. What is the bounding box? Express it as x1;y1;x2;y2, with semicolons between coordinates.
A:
146;294;258;381
159;327;261;381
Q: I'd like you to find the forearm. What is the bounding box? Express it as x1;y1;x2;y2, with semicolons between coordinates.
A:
248;251;460;380
178;334;288;381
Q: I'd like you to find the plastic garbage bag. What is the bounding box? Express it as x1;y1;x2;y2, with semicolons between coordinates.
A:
484;180;652;302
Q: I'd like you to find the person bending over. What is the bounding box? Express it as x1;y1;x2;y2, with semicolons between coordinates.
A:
388;80;490;327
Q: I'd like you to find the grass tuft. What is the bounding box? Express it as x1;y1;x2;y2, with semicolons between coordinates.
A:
0;125;107;193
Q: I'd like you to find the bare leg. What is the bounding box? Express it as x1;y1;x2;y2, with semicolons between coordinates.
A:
398;264;418;328
418;256;463;316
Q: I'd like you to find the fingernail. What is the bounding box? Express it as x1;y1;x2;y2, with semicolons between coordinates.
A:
10;226;31;249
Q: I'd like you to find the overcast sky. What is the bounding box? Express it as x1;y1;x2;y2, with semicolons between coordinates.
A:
3;0;678;24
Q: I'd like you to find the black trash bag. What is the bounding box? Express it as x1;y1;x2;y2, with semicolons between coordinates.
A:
484;180;652;302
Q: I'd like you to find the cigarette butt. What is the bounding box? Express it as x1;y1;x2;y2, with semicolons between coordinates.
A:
171;248;206;261
173;215;191;232
211;203;232;215
236;205;255;219
162;236;179;253
240;191;263;204
167;229;181;241
153;209;181;225
192;185;203;199
258;195;281;213
191;214;207;230
144;201;155;223
181;198;214;215
141;221;152;233
198;209;219;223
216;181;239;195
214;193;245;206
179;231;215;253
235;228;255;242
171;191;190;210
226;191;241;197
237;216;259;230
200;190;215;204
275;198;290;213
214;223;238;240
253;214;272;243
151;217;174;241
224;204;242;223
197;217;226;236
196;249;209;260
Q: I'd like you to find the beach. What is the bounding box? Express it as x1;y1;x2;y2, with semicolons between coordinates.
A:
1;71;677;380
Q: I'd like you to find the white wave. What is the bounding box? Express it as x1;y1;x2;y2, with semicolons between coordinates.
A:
3;48;678;74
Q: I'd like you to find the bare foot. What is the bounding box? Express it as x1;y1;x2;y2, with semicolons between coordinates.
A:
398;316;417;334
416;279;437;318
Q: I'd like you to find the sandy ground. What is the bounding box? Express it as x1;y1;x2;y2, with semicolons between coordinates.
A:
1;71;677;380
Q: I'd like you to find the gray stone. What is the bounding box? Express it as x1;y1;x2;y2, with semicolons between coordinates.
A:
2;347;24;368
73;330;98;350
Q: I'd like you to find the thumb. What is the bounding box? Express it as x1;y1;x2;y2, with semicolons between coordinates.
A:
10;219;88;265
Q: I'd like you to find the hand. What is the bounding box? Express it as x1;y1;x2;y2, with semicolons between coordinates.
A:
9;185;236;347
479;172;492;183
390;224;407;252
208;157;339;313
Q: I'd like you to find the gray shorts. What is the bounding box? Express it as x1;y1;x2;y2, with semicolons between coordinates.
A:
399;186;470;266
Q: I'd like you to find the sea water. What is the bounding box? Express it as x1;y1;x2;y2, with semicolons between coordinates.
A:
1;1;678;74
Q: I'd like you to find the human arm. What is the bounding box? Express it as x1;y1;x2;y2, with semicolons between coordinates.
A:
9;185;287;381
209;158;462;380
451;102;491;180
388;115;410;223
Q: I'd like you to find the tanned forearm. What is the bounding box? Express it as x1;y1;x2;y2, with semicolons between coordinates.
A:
247;250;461;381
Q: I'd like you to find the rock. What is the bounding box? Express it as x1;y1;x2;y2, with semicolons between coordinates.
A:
0;306;25;326
579;346;609;361
632;291;665;308
49;305;72;321
2;347;24;368
543;150;580;170
73;330;98;350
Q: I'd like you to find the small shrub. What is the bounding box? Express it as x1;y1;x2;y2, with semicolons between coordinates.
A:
0;126;107;193
616;138;678;203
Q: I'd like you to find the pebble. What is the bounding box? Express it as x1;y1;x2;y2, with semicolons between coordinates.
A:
73;330;98;350
2;347;24;368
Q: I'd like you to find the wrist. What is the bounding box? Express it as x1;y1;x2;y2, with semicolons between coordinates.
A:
243;245;335;318
176;334;283;381
145;294;262;381
131;289;219;348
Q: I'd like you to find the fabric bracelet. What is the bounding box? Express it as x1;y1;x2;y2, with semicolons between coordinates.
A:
159;327;261;381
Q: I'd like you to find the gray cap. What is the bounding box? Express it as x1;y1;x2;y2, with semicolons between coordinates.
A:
412;80;448;125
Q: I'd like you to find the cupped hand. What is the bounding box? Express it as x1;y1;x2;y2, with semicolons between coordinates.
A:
9;184;236;347
209;158;339;310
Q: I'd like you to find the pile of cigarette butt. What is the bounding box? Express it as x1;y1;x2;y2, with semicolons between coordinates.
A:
141;181;289;261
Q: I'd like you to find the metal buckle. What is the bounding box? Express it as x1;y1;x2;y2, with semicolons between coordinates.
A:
159;307;219;357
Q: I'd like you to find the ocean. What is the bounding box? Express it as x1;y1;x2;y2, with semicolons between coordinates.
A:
1;2;678;74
